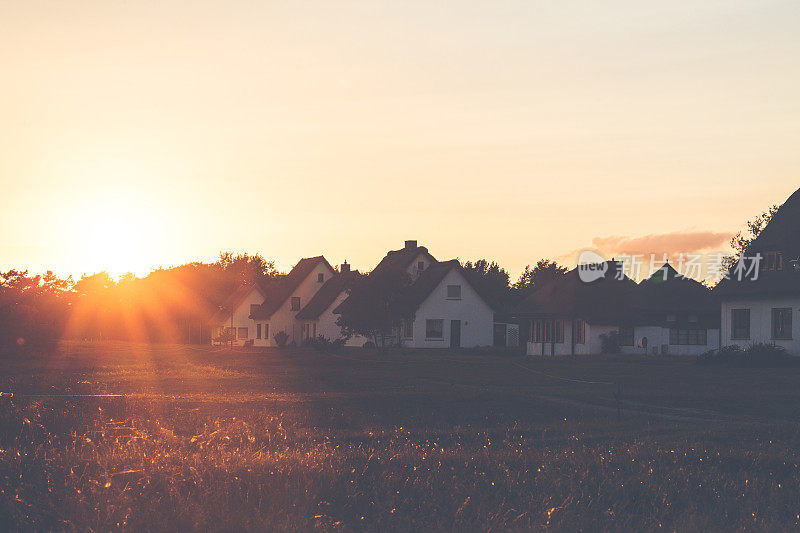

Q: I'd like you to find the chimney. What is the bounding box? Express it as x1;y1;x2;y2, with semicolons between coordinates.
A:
340;261;350;273
404;240;417;250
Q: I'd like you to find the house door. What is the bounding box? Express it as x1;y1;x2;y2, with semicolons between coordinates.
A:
450;320;461;348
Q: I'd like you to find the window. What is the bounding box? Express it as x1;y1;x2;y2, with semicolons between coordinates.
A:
731;309;750;340
256;324;262;339
555;320;564;344
669;328;707;345
250;304;260;316
318;273;324;283
426;319;444;339
291;297;301;311
618;327;634;346
264;324;269;340
417;261;425;271
763;251;784;271
237;327;248;339
666;314;677;323
403;320;413;338
772;308;793;340
302;324;310;339
446;285;462;299
573;319;586;344
531;319;563;343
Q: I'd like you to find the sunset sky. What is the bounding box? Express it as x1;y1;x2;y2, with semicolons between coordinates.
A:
2;1;799;280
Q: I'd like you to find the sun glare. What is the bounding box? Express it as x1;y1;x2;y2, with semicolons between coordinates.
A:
65;197;166;278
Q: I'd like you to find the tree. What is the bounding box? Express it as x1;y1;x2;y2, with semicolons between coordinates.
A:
721;204;781;273
513;259;568;297
461;259;511;309
336;269;415;350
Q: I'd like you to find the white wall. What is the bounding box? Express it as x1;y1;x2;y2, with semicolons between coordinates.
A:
212;287;264;346
404;269;493;348
259;261;336;346
721;297;800;354
620;326;719;356
307;290;370;347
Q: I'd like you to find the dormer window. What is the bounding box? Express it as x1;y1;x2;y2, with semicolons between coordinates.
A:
763;251;783;271
317;273;324;283
417;261;425;271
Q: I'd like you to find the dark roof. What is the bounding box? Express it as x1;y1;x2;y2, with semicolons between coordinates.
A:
295;270;361;319
250;256;334;319
333;259;497;315
210;282;269;323
371;244;437;275
633;263;719;328
514;261;638;324
716;187;800;298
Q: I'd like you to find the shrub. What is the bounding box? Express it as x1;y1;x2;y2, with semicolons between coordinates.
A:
305;335;345;352
273;330;289;348
213;329;235;346
696;343;794;367
599;331;621;354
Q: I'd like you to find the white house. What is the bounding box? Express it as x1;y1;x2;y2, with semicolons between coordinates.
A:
716;187;800;355
294;262;369;346
398;260;495;348
333;241;496;348
623;263;719;356
516;261;637;356
211;255;336;346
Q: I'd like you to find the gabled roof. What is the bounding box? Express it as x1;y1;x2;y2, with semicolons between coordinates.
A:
716;187;800;298
250;256;334;319
514;261;638;324
333;259;497;316
405;259;497;312
371;244;437;275
295;270;361;320
634;263;719;328
210;282;269;323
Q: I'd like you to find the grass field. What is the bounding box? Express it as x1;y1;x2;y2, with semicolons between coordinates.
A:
2;341;800;531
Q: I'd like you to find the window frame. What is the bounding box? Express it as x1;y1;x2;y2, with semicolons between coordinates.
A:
669;328;707;345
425;319;444;339
618;326;634;346
291;297;301;311
446;284;462;300
573;319;586;345
256;323;262;339
772;307;793;340
731;308;751;340
317;273;325;283
237;327;248;340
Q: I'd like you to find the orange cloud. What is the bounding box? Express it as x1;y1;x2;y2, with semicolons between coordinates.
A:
591;231;732;257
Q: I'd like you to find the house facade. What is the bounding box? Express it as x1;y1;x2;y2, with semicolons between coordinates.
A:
400;261;495;348
295;263;369;346
516;261;639;356
211;256;336;346
624;263;719;356
716;187;800;355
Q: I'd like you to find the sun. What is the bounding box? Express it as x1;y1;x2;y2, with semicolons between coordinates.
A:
65;196;166;278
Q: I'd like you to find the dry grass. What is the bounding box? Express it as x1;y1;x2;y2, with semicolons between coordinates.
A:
1;342;800;531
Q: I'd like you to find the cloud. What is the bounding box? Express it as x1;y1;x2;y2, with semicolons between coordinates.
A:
590;231;732;258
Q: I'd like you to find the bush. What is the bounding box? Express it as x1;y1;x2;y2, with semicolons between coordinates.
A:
696;343;794;367
599;331;621;354
213;329;235;346
273;330;289;348
304;335;345;352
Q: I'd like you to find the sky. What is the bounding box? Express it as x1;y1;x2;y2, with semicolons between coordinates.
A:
1;0;799;281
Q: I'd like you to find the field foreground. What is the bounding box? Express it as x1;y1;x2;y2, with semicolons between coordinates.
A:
2;342;800;531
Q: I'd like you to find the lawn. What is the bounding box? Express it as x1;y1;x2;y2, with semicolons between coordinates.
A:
1;341;800;531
